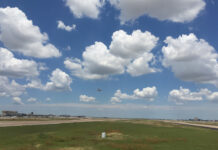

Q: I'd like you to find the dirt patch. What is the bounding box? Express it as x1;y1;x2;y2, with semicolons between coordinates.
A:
59;147;93;150
145;137;170;144
100;130;125;140
35;144;41;148
107;132;123;140
122;120;175;128
110;143;152;150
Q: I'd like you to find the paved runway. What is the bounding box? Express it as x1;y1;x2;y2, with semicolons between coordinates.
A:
164;120;218;130
0;118;103;127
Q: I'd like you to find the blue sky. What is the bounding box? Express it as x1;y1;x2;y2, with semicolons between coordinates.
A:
0;0;218;119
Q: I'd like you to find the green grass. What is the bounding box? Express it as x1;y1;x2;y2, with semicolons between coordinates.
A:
0;120;218;150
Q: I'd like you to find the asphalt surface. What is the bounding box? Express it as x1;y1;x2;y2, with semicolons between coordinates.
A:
0;118;103;127
1;119;218;130
164;120;218;130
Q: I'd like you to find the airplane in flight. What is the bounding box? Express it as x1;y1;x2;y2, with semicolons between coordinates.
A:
97;88;102;92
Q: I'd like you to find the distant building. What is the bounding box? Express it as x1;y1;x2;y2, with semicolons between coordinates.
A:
2;111;19;117
194;117;200;121
77;116;86;118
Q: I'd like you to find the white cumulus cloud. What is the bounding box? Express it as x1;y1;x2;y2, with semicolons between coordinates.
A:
0;7;61;58
0;47;39;78
65;30;159;79
80;95;96;102
207;92;218;101
133;87;158;101
110;0;205;24
169;87;218;104
162;33;218;86
27;97;37;103
44;68;72;91
127;53;157;76
110;96;122;104
64;42;127;79
57;20;76;32
46;97;51;102
13;97;23;105
25;78;43;90
111;86;158;103
82;42;126;75
0;76;26;98
26;69;73;92
65;0;105;19
114;89;137;100
110;30;159;59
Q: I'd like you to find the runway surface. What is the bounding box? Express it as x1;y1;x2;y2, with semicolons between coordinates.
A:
0;118;103;127
164;120;218;130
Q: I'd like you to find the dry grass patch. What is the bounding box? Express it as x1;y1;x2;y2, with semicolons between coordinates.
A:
101;130;125;140
35;144;41;148
144;137;187;144
123;120;175;128
59;147;93;150
107;132;123;140
145;137;170;144
110;143;152;150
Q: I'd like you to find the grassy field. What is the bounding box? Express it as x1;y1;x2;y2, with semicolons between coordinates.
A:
0;120;218;150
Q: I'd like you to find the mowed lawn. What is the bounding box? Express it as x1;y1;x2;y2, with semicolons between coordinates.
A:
0;120;218;150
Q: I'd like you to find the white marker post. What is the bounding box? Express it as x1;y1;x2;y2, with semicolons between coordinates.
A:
101;132;106;139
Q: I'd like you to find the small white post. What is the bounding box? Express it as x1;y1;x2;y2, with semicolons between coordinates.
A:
101;132;106;139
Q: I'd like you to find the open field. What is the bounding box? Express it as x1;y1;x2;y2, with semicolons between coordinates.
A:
0;120;218;150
